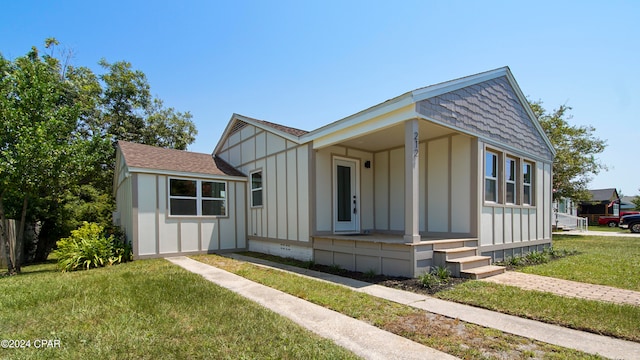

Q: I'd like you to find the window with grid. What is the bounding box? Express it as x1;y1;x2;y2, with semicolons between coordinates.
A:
485;152;498;203
250;171;263;207
169;178;226;216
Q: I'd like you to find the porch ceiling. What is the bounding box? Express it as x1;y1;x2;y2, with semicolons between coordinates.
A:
339;120;458;152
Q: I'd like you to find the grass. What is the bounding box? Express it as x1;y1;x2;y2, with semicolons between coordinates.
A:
193;254;600;359
435;281;640;342
521;234;640;291
0;259;358;360
435;234;640;342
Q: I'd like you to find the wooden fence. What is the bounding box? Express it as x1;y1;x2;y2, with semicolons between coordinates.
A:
0;219;17;269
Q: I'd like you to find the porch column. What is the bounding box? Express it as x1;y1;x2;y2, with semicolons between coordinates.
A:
404;119;420;243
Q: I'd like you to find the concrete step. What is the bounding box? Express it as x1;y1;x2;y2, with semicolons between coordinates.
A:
445;255;492;277
461;265;506;279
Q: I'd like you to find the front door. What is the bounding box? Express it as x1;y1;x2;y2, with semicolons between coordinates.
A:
333;157;359;233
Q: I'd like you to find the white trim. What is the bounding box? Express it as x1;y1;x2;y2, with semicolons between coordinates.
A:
249;169;264;208
128;167;246;182
168;177;228;217
214;113;303;154
416;113;552;163
332;156;360;233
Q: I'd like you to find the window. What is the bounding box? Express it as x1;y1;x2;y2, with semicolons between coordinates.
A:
250;171;263;207
169;178;226;216
506;157;516;204
523;162;533;205
485;152;498;202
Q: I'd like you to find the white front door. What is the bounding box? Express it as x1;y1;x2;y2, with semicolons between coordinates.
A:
333;157;359;233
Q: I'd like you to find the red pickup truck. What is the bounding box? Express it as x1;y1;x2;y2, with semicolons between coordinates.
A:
598;211;640;227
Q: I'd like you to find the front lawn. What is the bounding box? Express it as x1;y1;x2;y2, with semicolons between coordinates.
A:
193;254;600;359
435;234;640;341
0;260;357;360
521;234;640;291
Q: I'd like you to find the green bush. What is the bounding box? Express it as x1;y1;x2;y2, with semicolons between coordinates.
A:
54;222;131;272
419;266;451;288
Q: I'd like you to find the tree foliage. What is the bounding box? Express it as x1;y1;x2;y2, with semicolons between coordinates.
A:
1;39;197;272
632;192;640;211
529;101;607;202
0;44;92;273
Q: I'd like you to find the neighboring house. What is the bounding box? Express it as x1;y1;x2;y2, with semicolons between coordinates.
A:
578;188;620;224
620;196;637;211
114;67;555;278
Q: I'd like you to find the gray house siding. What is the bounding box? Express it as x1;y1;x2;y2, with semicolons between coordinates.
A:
416;76;553;161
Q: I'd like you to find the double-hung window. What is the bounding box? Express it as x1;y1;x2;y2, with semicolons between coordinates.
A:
169;178;226;216
485;152;498;203
505;157;517;204
523;162;533;205
250;171;263;207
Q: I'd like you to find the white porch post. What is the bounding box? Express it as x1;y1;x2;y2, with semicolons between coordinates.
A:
404;119;420;243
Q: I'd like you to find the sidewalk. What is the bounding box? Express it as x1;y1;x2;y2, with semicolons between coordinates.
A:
222;253;640;360
166;256;456;360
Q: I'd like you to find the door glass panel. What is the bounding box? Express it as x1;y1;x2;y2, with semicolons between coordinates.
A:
337;165;351;221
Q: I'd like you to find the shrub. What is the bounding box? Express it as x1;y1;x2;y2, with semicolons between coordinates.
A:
524;251;548;265
54;222;131;272
419;272;440;289
431;266;451;284
419;266;452;288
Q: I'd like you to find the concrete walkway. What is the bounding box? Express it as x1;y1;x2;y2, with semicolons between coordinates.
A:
482;271;640;306
166;256;456;360
222;254;640;360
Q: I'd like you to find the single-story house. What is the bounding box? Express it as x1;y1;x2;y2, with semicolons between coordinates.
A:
578;188;620;224
114;67;555;278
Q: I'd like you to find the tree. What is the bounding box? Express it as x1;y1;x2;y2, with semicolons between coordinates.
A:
1;39;198;269
0;45;91;274
529;101;607;202
632;191;640;210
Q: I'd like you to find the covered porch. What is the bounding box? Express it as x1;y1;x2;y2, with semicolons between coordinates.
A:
312;233;502;278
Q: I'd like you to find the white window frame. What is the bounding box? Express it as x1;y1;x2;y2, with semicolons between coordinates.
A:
523;162;533;205
168;178;227;217
485;151;498;203
505;157;517;204
250;170;263;208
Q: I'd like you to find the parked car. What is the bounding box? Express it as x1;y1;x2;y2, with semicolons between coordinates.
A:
598;211;640;227
619;214;640;233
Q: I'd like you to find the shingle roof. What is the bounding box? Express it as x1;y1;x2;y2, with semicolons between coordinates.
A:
117;141;245;177
249;117;309;137
587;188;618;202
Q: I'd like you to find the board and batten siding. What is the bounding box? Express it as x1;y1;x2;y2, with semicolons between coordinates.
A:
216;123;312;260
371;134;473;236
478;143;553;252
130;173;246;258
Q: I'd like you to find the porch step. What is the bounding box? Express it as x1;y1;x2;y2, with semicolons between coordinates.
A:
444;255;492;278
432;247;477;266
429;238;479;250
461;265;506;279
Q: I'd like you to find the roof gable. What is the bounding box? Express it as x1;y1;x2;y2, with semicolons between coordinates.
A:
117;141;245;177
416;71;554;160
214;113;308;154
587;188;619;202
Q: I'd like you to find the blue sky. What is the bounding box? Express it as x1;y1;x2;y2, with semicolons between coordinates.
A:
2;0;638;195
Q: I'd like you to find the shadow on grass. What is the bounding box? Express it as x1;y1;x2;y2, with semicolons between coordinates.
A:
1;258;59;278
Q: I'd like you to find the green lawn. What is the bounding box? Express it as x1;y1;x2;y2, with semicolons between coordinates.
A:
193;254;600;359
522;234;640;291
435;234;640;341
0;260;357;360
